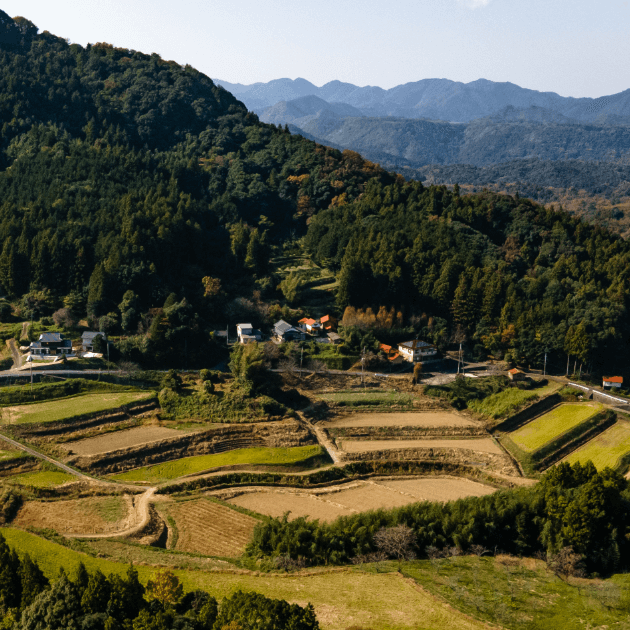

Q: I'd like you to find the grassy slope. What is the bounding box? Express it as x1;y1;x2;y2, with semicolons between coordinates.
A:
0;528;488;630
563;420;630;470
468;382;560;419
510;403;601;452
319;390;413;408
0;449;27;461
404;556;630;630
3;470;75;487
1;391;152;425
110;445;328;483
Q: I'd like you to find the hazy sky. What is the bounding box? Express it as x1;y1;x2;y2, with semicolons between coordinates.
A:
2;0;628;98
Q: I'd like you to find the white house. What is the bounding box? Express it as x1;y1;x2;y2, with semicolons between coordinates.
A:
236;323;262;344
603;376;623;389
397;339;437;363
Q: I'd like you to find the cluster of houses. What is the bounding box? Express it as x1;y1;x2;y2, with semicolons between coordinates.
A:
26;331;108;360
235;315;438;365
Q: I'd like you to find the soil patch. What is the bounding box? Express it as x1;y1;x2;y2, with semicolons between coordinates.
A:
228;490;354;522
340;438;503;455
226;476;498;522
13;496;137;535
325;412;477;428
375;477;496;501
63;426;193;456
166;498;258;557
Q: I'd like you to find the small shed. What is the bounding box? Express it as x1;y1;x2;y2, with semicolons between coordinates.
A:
508;368;527;381
603;376;623;389
327;332;342;345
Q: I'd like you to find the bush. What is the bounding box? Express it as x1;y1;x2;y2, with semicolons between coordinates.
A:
0;301;13;322
161;369;183;391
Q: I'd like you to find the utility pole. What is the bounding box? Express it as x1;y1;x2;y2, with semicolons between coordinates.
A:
300;346;303;378
543;352;547;376
566;355;570;377
361;346;365;385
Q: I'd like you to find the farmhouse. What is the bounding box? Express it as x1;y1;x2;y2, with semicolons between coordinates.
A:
327;331;342;345
603;376;623;389
508;368;527;381
298;317;322;336
236;323;262;344
397;339;437;363
29;332;73;356
380;343;404;365
320;314;338;332
273;320;305;343
81;332;107;352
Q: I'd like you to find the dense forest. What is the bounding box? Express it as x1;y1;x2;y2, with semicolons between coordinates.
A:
305;178;630;372
247;462;630;574
0;536;319;629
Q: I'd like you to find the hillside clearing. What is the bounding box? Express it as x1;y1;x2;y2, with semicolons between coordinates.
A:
467;381;560;418
110;445;327;483
0;392;153;425
510;403;601;452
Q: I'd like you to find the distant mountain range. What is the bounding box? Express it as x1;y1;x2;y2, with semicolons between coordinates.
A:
215;77;630;125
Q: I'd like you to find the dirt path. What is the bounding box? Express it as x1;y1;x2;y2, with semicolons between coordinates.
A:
5;339;21;369
299;412;342;464
19;322;30;342
66;487;157;539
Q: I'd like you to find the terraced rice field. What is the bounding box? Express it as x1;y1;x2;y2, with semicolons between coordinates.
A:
227;477;497;522
340;438;503;454
319;390;413;407
166;498;258;557
562;421;630;470
4;470;75;487
64;425;192;456
110;445;326;483
0;392;152;425
0;448;23;461
13;496;133;534
325;412;477;428
510;403;601;452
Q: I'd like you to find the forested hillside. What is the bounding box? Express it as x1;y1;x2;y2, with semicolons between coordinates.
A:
0;11;392;336
305;179;630;372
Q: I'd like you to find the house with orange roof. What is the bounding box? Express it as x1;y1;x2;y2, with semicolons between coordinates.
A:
320;314;338;332
603;376;623;389
508;368;527;381
380;343;404;365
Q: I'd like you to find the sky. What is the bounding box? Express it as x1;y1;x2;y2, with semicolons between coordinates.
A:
2;0;629;98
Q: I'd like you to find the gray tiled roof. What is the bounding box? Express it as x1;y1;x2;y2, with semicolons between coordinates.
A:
82;332;107;341
39;333;63;343
399;339;435;350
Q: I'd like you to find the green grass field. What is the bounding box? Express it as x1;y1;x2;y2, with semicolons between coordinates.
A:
0;528;489;630
0;448;25;462
4;470;75;487
319;390;413;407
0;391;152;425
510;403;601;452
562;420;630;470
110;445;328;483
468;382;560;419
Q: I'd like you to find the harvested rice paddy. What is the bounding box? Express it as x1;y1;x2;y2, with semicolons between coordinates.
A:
325;412;477;428
340;438;503;454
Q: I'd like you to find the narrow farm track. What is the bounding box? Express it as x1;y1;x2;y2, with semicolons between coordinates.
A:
0;430;92;481
66;487;157;539
5;339;21;369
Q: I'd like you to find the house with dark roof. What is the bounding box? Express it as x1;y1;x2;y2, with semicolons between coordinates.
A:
29;333;73;356
82;332;107;352
397;339;437;363
273;320;304;343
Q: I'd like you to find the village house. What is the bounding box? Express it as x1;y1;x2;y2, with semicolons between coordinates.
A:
298;317;322;336
236;323;262;344
81;332;107;353
29;332;73;357
380;343;404;365
397;339;437;363
327;331;342;345
320;314;338;332
508;368;527;382
273;320;305;343
603;376;623;389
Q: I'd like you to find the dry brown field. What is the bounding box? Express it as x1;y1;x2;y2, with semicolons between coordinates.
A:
166;498;258;557
228;491;354;522
13;496;135;534
63;426;192;456
340;438;503;454
325;412;477;428
376;477;496;501
226;476;497;522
